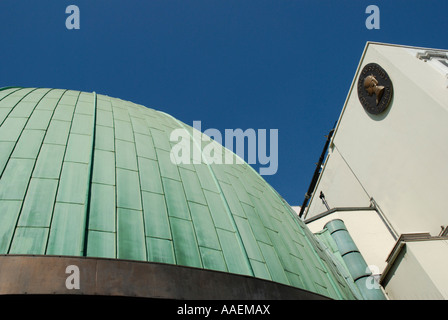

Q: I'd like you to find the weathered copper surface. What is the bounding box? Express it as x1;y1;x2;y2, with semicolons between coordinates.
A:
357;63;393;115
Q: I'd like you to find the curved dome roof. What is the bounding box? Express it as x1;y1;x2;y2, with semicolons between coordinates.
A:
0;87;357;299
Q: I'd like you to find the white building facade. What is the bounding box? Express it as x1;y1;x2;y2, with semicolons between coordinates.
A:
302;42;448;300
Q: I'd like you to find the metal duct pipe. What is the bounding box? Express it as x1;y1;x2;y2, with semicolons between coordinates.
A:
324;219;386;300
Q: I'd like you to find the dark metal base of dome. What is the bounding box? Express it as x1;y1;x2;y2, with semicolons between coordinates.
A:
0;255;329;300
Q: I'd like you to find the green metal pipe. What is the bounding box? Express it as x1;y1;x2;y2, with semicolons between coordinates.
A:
324;219;386;300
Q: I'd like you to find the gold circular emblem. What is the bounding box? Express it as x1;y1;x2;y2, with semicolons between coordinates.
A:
357;63;393;115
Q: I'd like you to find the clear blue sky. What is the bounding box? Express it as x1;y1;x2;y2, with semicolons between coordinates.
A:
1;1;447;205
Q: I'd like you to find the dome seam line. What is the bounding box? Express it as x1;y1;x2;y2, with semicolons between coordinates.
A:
81;91;98;257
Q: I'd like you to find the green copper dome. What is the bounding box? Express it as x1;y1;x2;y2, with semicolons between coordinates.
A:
0;87;358;299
